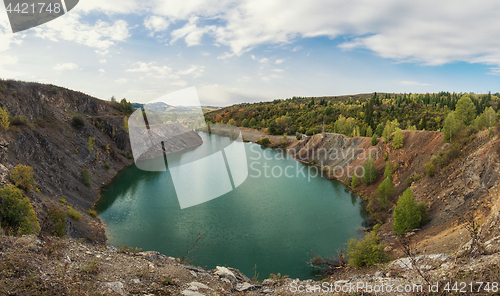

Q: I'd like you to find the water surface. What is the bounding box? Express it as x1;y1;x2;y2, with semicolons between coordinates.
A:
97;132;365;279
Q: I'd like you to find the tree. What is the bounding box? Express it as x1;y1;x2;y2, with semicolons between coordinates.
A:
88;137;96;153
241;119;249;127
393;188;421;233
366;126;373;137
476;106;497;130
377;177;394;199
375;123;384;137
351;173;359;188
383;162;393;179
442;112;459;142
393;128;403;148
9;164;35;191
72;115;85;128
371;134;378;146
455;96;476;126
249;118;257;128
361;154;378;185
0;106;9;132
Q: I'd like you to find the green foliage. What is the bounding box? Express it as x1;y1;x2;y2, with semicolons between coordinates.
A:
377;177;394;199
0;185;40;235
59;198;66;205
9;115;28;126
366;126;373;137
406;174;422;186
0;106;10;131
425;162;436;177
256;137;271;146
124;116;129;132
361;154;378;185
393;188;421;233
9;164;35;191
371;134;378;146
117;245;143;254
475;106;497;131
375;124;384;137
47;206;66;237
417;202;429;224
87;136;95;153
241;118;249;127
455;96;476;126
82;168;92;187
347;230;388;268
67;206;81;221
72;115;85;128
393;128;403;148
87;209;97;218
383;162;392;179
351;173;359;188
104;162;111;170
443;112;459;142
112;98;134;115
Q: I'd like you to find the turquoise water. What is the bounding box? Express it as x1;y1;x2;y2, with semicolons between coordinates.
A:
96;132;365;280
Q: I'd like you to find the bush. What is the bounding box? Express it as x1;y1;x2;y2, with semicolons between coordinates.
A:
72;115;85;128
9;164;35;191
393;188;421;233
82;168;92;187
392;128;403;148
377;177;394;199
47;207;66;237
347;230;388;268
88;136;95;153
425;162;436;177
67;206;81;221
256;137;272;146
0;185;40;235
371;134;378;146
0;106;10;131
87;209;97;218
9;115;28;126
104;162;111;170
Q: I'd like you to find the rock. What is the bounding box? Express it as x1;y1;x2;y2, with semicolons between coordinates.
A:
374;271;383;277
236;282;257;291
214;266;236;282
262;288;273;293
132;278;140;284
182;290;205;296
190;270;197;277
405;232;415;237
188;282;210;290
384;246;393;252
104;281;124;295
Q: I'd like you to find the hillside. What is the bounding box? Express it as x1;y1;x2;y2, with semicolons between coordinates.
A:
0;80;202;241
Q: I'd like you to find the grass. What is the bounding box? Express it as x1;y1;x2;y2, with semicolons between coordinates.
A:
67;206;81;221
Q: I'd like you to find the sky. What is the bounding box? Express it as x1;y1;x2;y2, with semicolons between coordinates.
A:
0;0;499;106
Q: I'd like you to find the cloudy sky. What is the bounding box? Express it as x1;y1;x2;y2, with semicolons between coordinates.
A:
0;0;499;106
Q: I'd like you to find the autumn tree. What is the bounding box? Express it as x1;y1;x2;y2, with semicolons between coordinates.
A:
0;106;9;131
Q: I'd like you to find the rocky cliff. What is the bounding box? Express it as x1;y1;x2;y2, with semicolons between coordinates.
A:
0;80;202;242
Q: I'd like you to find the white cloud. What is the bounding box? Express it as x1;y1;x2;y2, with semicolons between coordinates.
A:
126;62;179;80
273;69;284;72
98;69;105;75
177;65;205;78
34;13;130;50
54;63;79;70
275;59;284;64
170;17;215;46
115;78;128;83
144;16;170;35
201;51;210;56
0;55;21;78
292;46;302;52
398;81;430;86
99;59;107;63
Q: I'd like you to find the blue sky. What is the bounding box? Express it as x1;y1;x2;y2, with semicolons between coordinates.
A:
0;0;499;106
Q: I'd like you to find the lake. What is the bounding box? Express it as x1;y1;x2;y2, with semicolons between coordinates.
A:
96;132;366;280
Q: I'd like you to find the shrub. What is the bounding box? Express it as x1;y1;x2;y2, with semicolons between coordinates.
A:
256;137;272;146
82;168;92;187
383;155;388;161
9;115;28;126
0;185;40;235
351;173;359;188
88;136;95;153
124;117;129;132
425;162;436;177
347;230;388;268
104;162;111;170
417;202;429;224
0;106;9;131
393;188;421;233
9;164;35;191
67;206;81;221
72;115;85;128
87;209;97;218
383;162;393;179
371;134;378;146
59;198;66;205
47;207;66;237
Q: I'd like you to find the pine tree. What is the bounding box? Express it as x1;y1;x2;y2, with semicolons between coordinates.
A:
393;188;421;233
371;134;378;146
351;173;359;188
362;154;378;185
377;177;394;199
383;162;393;179
393;128;403;148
